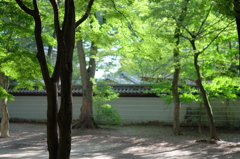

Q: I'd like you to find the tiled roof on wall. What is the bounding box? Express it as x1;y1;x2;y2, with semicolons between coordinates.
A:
8;84;155;97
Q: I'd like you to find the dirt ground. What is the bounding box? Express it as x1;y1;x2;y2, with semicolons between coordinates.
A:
0;123;239;159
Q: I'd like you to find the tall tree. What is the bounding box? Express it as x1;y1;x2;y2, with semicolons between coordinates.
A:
73;1;143;128
0;0;43;137
234;0;240;72
0;73;10;137
72;12;101;128
214;0;240;72
171;0;189;135
118;0;237;138
119;0;188;135
72;39;98;128
15;0;94;158
180;1;234;140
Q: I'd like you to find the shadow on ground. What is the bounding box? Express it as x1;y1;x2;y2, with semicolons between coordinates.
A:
0;123;239;159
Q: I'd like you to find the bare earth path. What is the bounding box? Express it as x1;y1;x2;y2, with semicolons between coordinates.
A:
0;123;239;159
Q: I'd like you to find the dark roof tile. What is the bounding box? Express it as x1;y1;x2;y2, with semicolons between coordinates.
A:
8;84;154;97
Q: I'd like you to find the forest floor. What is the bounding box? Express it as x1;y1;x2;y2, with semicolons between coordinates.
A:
0;123;239;159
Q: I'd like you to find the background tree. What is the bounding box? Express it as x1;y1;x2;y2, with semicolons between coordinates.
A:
0;0;43;137
0;73;11;137
73;8;101;128
72;39;98;128
214;0;240;72
119;0;188;135
118;0;239;139
171;0;189;135
180;1;234;140
73;0;145;128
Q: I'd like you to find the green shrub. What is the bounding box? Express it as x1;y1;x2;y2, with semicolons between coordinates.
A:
93;81;122;125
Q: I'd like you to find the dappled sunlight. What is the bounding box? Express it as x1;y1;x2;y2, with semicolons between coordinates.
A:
122;141;170;153
141;149;194;159
1;123;239;159
0;150;48;159
72;153;116;159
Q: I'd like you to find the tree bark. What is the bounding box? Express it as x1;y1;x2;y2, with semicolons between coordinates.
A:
172;32;181;135
191;41;220;140
15;0;73;158
1;98;9;137
46;83;58;159
198;103;203;134
234;0;240;72
32;3;59;158
16;0;94;157
72;40;98;129
0;73;10;138
172;0;189;135
56;0;75;158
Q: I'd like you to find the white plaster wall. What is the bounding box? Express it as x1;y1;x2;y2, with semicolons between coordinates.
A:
1;96;239;127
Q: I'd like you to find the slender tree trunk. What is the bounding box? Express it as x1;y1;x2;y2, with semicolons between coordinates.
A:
73;81;96;128
56;0;75;157
33;8;60;158
234;0;240;72
172;67;181;135
172;0;189;135
0;73;10;137
198;102;203;134
198;103;203;134
192;41;220;140
16;0;94;158
172;30;181;135
46;83;58;159
1;99;9;137
57;66;73;159
72;40;98;129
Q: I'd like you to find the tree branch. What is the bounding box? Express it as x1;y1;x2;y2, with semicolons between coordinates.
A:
88;42;97;78
200;21;235;54
49;0;61;39
178;0;190;22
49;0;62;82
180;33;191;41
197;3;213;35
77;39;88;87
75;0;95;28
15;0;34;16
110;0;128;21
51;45;61;82
16;0;52;84
180;24;194;39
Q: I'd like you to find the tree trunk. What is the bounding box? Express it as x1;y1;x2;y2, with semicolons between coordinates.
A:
172;34;181;136
198;103;203;134
73;81;96;128
194;52;220;140
171;0;189;135
32;6;60;158
56;0;75;157
172;66;181;135
16;0;94;158
46;83;58;159
57;67;73;159
72;40;98;129
0;73;10;137
234;0;240;72
1;98;10;137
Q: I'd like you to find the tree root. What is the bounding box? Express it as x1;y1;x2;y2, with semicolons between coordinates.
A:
195;139;218;144
72;118;98;129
